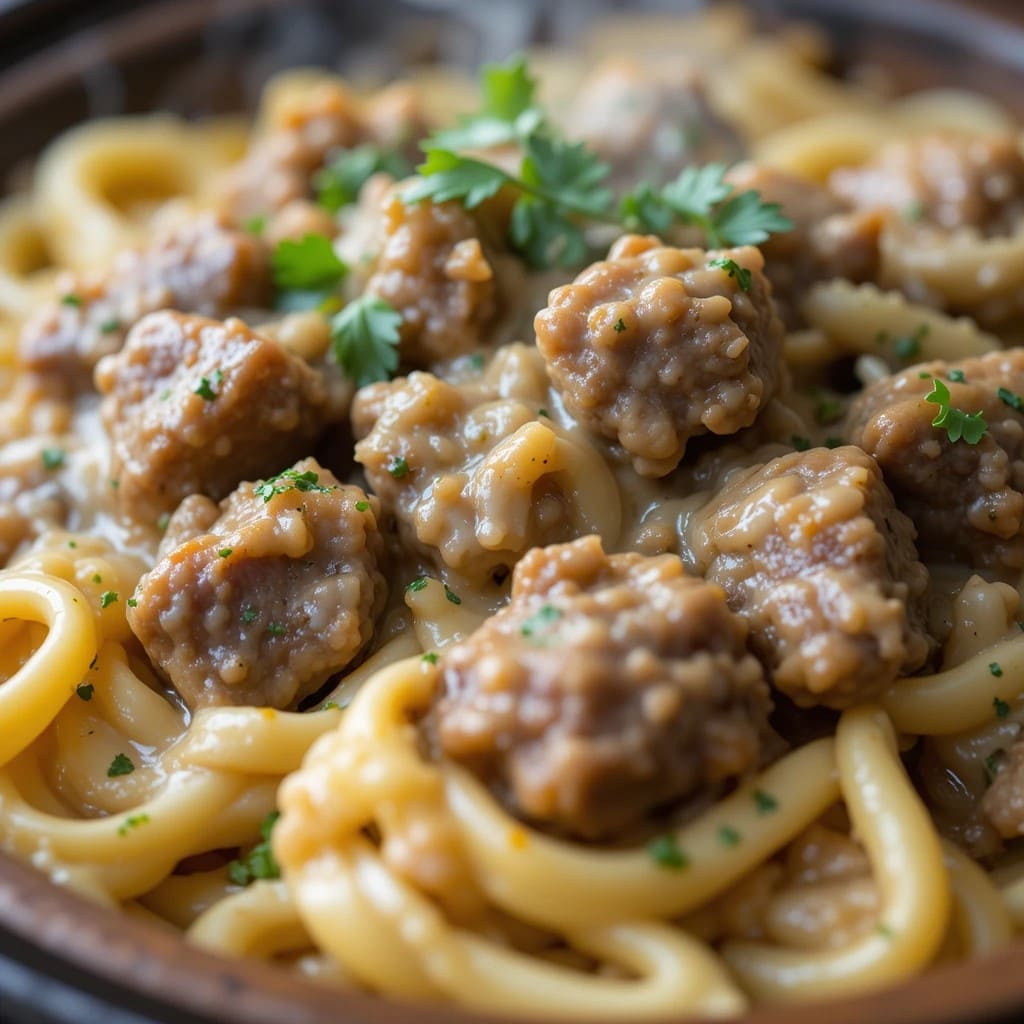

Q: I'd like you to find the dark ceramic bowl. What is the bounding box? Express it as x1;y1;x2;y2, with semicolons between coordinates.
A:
3;1;1024;1022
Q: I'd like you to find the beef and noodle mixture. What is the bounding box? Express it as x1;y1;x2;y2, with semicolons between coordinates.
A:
3;5;1024;1017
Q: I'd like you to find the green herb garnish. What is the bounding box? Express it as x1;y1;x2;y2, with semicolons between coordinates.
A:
107;753;135;777
707;256;752;291
314;144;412;212
227;811;281;886
994;697;1011;719
99;591;118;609
117;813;150;837
388;455;410;479
41;448;65;471
924;377;987;445
648;834;689;870
521;603;562;639
76;682;94;702
254;468;333;503
330;294;401;387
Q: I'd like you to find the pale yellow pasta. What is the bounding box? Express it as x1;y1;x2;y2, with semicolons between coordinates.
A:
801;281;1000;364
722;706;950;1002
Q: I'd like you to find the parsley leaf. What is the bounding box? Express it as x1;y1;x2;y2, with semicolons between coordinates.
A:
107;753;135;777
314;144;412;213
998;386;1024;413
330;295;401;387
76;682;94;701
994;696;1011;719
117;813;150;837
707;256;752;291
227;811;281;886
99;591;118;609
254;468;333;503
648;834;689;870
41;448;65;471
622;161;792;247
271;234;348;310
924;377;987;445
407;134;612;270
430;55;544;151
521;603;562;639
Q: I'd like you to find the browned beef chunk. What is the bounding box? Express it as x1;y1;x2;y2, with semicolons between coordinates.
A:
725;163;881;327
366;190;501;365
19;214;270;384
128;458;386;709
688;446;932;707
95;311;328;526
845;350;1024;575
425;535;772;840
534;235;786;476
830;134;1024;236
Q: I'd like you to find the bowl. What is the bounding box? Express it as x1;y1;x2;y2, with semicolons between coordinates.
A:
2;1;1024;1022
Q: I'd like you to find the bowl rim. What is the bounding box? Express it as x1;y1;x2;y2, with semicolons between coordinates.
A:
3;0;1024;1022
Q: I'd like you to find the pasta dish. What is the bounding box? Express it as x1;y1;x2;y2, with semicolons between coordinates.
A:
4;5;1024;1017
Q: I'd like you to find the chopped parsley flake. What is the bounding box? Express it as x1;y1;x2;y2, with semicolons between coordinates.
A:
407;577;429;593
107;753;135;777
156;512;170;532
99;318;121;334
753;790;778;814
227;811;281;886
76;682;94;702
388;456;410;479
718;825;742;847
648;834;689;870
193;368;224;401
924;377;987;445
127;598;137;608
521;603;562;639
443;584;462;605
791;435;811;452
422;651;439;665
218;548;233;558
355;500;370;512
998;387;1024;412
61;293;82;307
267;622;286;638
824;436;845;449
994;696;1011;719
254;468;333;503
41;448;65;471
117;813;150;837
813;392;843;425
990;662;1004;677
948;369;966;383
241;606;258;625
538;408;550;418
985;748;1007;783
893;324;928;361
99;591;118;609
707;256;752;291
91;573;102;584
613;317;627;333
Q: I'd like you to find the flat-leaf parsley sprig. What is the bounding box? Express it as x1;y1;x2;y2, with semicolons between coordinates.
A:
621;162;793;247
404;133;614;269
429;55;545;152
923;376;987;445
330;294;402;387
405;58;792;269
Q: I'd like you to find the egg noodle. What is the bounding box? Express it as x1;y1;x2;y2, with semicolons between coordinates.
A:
1;5;1024;1018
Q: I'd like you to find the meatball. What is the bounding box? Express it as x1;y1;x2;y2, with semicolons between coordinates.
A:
366;190;500;365
845;350;1024;574
128;458;386;709
688;446;932;707
425;535;772;840
982;740;1024;839
0;437;70;566
725;163;881;327
534;235;785;477
221;78;424;220
354;370;584;585
19;213;270;383
830;134;1024;236
95;311;328;526
567;59;743;190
